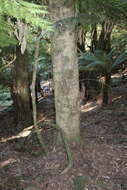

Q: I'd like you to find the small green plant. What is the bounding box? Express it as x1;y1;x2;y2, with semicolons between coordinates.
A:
0;89;12;106
74;175;91;190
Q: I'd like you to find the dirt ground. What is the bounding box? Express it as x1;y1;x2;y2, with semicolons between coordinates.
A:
0;82;127;190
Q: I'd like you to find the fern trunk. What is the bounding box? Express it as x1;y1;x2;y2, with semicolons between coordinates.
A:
97;20;114;53
91;24;97;52
102;72;111;105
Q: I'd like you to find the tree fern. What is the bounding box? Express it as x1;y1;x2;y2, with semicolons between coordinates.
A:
0;0;51;28
0;0;52;48
0;16;17;47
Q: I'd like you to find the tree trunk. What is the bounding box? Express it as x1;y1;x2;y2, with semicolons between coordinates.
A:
90;24;98;52
97;20;113;105
77;27;87;53
49;0;80;143
12;46;32;125
31;35;47;153
102;72;111;105
97;20;114;53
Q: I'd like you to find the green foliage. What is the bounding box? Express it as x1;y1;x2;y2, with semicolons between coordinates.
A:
0;0;52;48
0;47;14;88
27;32;52;80
0;0;51;28
0;0;52;87
38;57;52;80
113;51;127;68
0;32;17;47
78;0;127;22
79;50;127;74
76;13;99;27
96;180;111;190
0;86;12;106
112;30;127;53
74;175;91;190
0;16;17;47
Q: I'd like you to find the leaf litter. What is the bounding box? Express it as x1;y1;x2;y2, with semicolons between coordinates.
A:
0;84;127;190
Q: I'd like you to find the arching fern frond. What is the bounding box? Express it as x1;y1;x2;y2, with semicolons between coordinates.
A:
0;16;17;47
0;0;51;28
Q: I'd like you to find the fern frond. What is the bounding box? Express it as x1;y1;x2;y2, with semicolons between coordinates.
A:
0;0;51;29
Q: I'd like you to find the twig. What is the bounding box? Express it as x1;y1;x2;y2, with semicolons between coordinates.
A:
31;32;47;153
0;55;16;72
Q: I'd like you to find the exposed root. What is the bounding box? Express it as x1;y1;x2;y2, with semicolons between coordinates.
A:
55;125;73;174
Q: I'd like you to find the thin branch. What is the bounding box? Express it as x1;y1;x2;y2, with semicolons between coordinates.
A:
31;32;47;153
0;55;16;72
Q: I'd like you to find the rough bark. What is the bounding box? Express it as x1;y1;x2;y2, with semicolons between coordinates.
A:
31;35;46;153
97;20;114;104
97;20;114;53
102;72;111;105
12;46;32;125
90;24;98;52
49;0;80;143
77;27;87;53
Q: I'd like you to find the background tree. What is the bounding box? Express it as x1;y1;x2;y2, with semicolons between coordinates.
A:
79;50;127;105
77;0;127;102
0;0;51;126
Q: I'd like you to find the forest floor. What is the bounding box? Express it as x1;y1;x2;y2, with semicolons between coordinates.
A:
0;78;127;190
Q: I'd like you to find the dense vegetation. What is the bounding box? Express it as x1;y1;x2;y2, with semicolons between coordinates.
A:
0;0;127;189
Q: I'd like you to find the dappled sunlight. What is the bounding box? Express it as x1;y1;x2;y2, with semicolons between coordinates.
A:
81;101;100;113
0;112;53;143
112;95;122;102
0;115;52;143
111;69;127;79
0;106;7;112
111;73;122;79
0;125;34;143
0;158;18;168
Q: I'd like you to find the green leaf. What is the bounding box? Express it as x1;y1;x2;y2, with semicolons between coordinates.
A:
74;175;91;190
96;180;112;190
113;52;127;68
80;52;97;62
0;0;52;29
